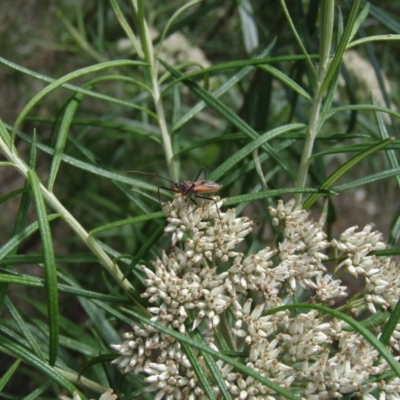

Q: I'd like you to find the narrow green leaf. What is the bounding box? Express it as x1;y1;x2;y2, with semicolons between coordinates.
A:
109;0;144;59
12;59;149;142
224;187;324;207
0;273;43;287
258;64;312;102
0;253;96;265
238;0;258;54
347;34;400;49
373;96;400;186
0;215;59;260
173;132;368;159
28;170;59;366
0;359;21;391
164;54;318;95
351;2;370;41
13;129;157;193
389;205;400;248
156;0;202;61
318;1;334;75
55;8;106;63
5;132;37;265
48;93;83;192
380;298;400;346
303;138;393;209
319;0;362;95
30;131;37;169
5;297;45;361
311;141;400;158
368;3;400;33
77;353;117;378
154;0;227;42
0;271;128;303
90;212;164;235
160;60;295;180
181;341;218;400
342;312;390;331
279;0;316;78
0;56;150;116
0;188;28;206
20;381;52;400
0;117;11;147
333;167;400;192
210;123;306;181
0;336;83;398
194;335;232;400
124;224;165;279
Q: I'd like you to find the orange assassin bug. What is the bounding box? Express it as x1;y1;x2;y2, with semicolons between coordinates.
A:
129;168;223;221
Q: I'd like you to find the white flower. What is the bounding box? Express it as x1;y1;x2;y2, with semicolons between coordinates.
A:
111;196;400;399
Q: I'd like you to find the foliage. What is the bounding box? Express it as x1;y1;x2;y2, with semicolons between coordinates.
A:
1;0;400;398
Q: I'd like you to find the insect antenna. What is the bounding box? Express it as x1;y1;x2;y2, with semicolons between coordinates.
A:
125;170;176;185
125;170;179;205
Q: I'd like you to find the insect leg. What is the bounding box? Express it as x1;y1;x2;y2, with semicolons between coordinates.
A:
195;194;222;223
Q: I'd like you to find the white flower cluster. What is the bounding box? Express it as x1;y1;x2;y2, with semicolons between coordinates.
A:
270;199;345;300
111;196;400;400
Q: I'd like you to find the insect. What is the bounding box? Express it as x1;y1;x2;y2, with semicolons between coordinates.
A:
130;168;223;221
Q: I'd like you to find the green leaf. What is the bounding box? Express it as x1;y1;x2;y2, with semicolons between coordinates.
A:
0;336;83;398
279;0;316;78
28;170;59;366
11;59;149;142
0;359;21;391
303;138;393;209
319;0;362;95
347;34;400;49
369;3;400;33
323;104;400;121
389;205;400;248
48;92;83;192
90;212;164;235
5;297;45;361
0;188;28;205
258;64;312;102
20;381;53;400
160;59;296;180
0;215;59;260
333;167;400;192
380;298;400;346
209;123;305;181
12;129;157;193
109;0;144;59
0;253;96;265
238;0;258;54
224;187;325;207
311;141;400;158
124;223;165;279
181;341;218;400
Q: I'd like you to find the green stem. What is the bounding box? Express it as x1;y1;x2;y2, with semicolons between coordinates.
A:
294;1;334;204
295;89;323;198
136;0;176;181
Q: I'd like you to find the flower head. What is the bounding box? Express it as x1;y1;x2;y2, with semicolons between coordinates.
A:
111;197;400;399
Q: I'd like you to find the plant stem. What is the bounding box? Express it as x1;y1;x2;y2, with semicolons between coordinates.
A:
136;0;177;181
